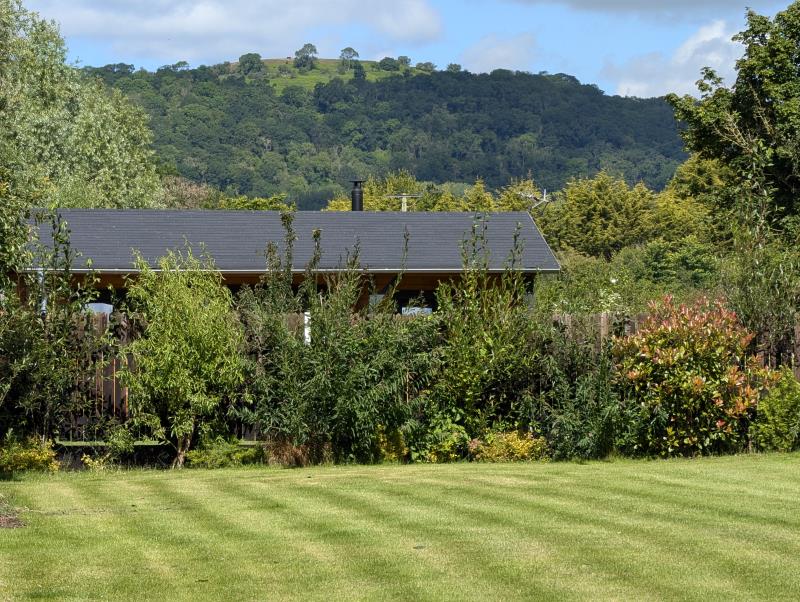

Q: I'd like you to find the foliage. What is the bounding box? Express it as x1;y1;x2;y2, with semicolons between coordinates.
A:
0;212;108;439
750;367;800;452
430;223;537;437
79;425;135;471
667;3;800;372
376;426;408;463
293;43;318;71
0;434;59;474
613;296;774;457
0;0;159;208
532;330;618;462
377;57;400;71
185;438;264;468
92;59;684;208
724;238;800;367
122;249;244;467
470;431;548;462
667;2;800;227
237;53;264;76
407;414;470;463
665;154;736;241
237;214;438;463
537;171;654;260
0;178;28;289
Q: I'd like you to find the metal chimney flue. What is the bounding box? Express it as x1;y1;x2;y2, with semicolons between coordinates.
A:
351;179;365;211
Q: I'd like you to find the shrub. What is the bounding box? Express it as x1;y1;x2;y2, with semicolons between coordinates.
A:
0;212;108;440
122;248;244;468
750;367;800;452
0;435;60;475
238;215;437;464
613;296;773;457
431;224;538;437
185;438;264;469
407;414;470;463
80;425;137;470
534;330;618;461
377;426;408;463
471;431;548;462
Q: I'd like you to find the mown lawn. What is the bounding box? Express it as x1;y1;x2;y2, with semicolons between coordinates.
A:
1;454;800;601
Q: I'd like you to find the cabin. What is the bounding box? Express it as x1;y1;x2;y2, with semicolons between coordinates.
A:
32;206;559;312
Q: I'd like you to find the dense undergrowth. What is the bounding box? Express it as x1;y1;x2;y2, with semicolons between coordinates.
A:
1;212;798;472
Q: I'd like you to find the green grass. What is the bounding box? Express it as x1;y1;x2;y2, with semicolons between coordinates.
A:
2;454;800;601
258;58;421;92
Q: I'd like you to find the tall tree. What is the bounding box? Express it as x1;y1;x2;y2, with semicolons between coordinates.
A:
339;47;359;70
294;43;318;71
667;2;800;367
667;2;800;228
238;52;264;76
538;172;654;260
0;0;159;209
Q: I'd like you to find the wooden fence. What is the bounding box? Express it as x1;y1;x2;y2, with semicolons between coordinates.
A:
61;311;800;440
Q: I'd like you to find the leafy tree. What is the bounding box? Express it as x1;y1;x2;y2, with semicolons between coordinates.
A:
238;52;264;76
339;47;359;70
667;3;800;227
496;178;543;211
0;179;27;290
352;61;366;81
415;62;436;73
293;43;318;71
460;179;494;211
446;63;462;73
123;250;244;467
538;171;654;259
667;3;800;367
378;57;400;71
0;0;160;208
665;154;736;241
398;55;411;68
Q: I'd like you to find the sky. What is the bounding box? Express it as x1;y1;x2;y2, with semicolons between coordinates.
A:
28;0;789;98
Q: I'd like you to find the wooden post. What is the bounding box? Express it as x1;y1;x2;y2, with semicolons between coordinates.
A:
599;312;610;348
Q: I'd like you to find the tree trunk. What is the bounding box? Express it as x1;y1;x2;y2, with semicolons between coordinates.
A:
172;435;191;468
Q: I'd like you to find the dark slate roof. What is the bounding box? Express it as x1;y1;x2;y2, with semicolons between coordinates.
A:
39;209;559;273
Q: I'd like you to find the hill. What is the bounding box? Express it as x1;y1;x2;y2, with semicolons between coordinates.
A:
85;58;686;209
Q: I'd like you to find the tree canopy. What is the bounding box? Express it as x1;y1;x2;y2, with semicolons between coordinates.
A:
0;0;160;208
667;1;800;229
89;57;685;208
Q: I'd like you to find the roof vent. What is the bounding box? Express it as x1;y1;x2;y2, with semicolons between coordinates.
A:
351;179;365;212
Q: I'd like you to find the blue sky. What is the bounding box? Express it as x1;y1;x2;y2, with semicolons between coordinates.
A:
28;0;788;97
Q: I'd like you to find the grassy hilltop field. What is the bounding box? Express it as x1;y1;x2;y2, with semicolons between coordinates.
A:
255;58;426;92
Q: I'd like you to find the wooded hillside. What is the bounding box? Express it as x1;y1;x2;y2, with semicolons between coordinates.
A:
87;58;686;209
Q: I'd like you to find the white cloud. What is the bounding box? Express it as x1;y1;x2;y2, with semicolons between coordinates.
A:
602;20;742;97
27;0;442;64
507;0;780;20
461;33;537;73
